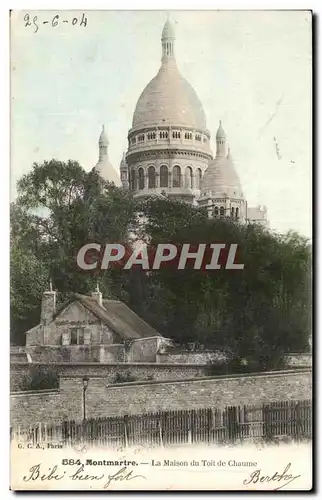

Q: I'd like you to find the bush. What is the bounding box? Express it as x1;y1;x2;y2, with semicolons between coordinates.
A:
206;356;286;377
21;368;59;391
113;372;137;384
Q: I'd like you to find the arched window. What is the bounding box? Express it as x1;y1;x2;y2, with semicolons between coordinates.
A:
130;170;136;191
160;165;168;188
235;207;239;219
214;206;219;217
172;165;181;188
195;168;202;190
185;167;193;188
231;207;235;217
138;168;145;190
220;206;225;217
148;166;156;189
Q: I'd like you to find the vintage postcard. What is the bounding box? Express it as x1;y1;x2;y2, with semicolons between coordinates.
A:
10;10;312;491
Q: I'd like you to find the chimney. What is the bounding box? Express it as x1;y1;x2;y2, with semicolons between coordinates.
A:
40;281;56;325
91;283;103;307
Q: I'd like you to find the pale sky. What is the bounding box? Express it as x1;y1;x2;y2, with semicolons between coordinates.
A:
10;10;312;237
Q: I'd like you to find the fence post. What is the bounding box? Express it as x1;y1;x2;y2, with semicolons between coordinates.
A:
159;418;164;448
295;402;302;442
262;403;271;441
188;411;192;444
124;414;129;448
227;406;238;442
207;408;213;443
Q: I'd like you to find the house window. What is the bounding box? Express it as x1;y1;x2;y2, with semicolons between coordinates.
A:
231;207;235;217
236;207;239;219
160;131;168;139
214;206;219;217
70;327;85;345
220;206;225;217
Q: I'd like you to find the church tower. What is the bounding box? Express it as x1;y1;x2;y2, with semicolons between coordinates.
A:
198;121;246;220
92;126;120;185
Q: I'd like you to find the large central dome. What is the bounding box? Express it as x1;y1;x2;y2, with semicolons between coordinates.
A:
131;19;207;131
125;18;212;204
132;60;207;130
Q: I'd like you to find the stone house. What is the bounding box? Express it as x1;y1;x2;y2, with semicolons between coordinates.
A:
24;286;168;363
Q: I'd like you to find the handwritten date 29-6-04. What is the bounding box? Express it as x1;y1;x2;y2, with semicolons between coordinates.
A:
24;13;88;33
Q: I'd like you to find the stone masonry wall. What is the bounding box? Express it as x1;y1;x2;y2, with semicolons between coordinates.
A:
83;370;312;418
156;351;227;364
10;379;83;428
10;362;208;391
10;369;311;428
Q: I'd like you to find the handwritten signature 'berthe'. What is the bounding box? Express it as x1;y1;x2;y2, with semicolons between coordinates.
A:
243;463;301;490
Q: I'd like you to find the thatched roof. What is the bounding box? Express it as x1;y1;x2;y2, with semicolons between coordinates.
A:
55;293;161;341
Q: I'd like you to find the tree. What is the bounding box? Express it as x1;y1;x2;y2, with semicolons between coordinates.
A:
11;163;311;371
11;159;137;343
123;198;311;369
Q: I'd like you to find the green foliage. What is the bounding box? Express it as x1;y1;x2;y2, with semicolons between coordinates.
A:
113;372;137;384
206;356;286;376
11;159;311;373
11;160;136;344
125;198;311;368
21;368;59;391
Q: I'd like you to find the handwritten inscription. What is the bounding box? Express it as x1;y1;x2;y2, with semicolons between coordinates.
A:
243;463;301;491
24;13;88;34
22;463;146;489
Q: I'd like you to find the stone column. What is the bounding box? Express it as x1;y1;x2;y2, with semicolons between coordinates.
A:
191;173;196;189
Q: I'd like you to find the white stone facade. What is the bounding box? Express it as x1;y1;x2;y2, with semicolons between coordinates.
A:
93;18;268;228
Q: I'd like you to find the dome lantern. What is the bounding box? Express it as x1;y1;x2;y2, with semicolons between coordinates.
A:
99;125;109;160
130;20;208;131
216;120;227;158
161;17;175;62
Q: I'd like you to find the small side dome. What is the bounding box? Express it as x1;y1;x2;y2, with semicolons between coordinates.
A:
162;18;175;40
99;125;109;146
201;155;243;199
216;120;226;140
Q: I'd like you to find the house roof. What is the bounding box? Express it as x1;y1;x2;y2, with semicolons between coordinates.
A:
54;293;161;341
